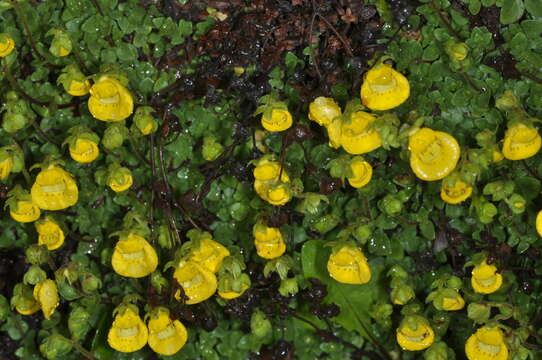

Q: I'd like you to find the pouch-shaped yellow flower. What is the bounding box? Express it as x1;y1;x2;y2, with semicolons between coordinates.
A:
88;76;134;122
465;326;508;360
327;245;371;284
108;308;148;353
347;160;373;188
173;260;217;304
218;283;249;300
69;138;100;163
112;233;158;278
409;128;460;181
308;97;341;126
536;210;542;237
14;284;40;315
340;112;382;155
108;172;133;193
190;237;230;273
67;79;91;96
261;109;292;132
35;218;64;251
502;123;541;160
396;317;435;351
441;179;473;204
10;199;41;223
16;299;40;315
439;289;465;311
326;117;342;149
253;226;286;259
471;260;502;294
147;308;188;356
0;33;15;57
253;161;289;182
31;166;78;211
33;279;59;320
0;156;13;180
360;63;410;111
266;184;291;206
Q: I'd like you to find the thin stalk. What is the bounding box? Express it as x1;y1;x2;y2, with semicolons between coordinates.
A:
89;0;104;16
70;339;98;360
429;0;465;41
10;1;45;61
149;134;156;241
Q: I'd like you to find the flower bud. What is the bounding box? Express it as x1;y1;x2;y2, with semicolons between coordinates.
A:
506;193;526;214
251;309;272;338
25;244;49;265
102;123;127;150
390;284;415;305
133;106;157;135
157;224;173;249
39;334;73;360
278;277;298;297
467;302;491;324
423;341;454;360
107;165;133;193
495;90;519;111
23;265;47;285
11;283;40;316
445;40;468;61
380;194;403;215
47;29;72;57
202;136;224;161
81;273;102;293
308;97;341;126
150;271;168;293
0;33;15;57
68;306;91;341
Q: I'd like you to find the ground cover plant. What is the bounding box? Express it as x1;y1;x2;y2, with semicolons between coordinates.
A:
1;0;542;359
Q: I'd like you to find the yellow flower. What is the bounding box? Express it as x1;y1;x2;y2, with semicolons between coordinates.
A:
69;138;100;163
147;308;188;356
409;128;460;181
31;165;78;211
67;79;91;96
107;307;148;353
440;179;473;204
218;283;249;300
492;151;504;163
536;210;542;237
14;285;40;315
35;217;64;251
112;233;158;278
340;112;382;155
308;97;341;126
108;172;133;193
33;279;59;320
465;326;508;360
471;260;502;294
16;300;40;316
325;117;342;149
347;160;373;188
88;76;134;122
253;160;289;182
266;184;291;206
58;46;70;57
252;159;291;206
0;156;13;180
440;289;465;311
360;63;410;111
253;225;286;259
396;316;435;351
0;34;15;57
261;109;293;132
327;245;371;285
189;237;230;273
502;123;541;160
173;260;217;305
10;200;41;223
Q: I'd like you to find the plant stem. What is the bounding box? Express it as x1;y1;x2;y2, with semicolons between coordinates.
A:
89;0;104;16
70;339;98;360
429;0;465;41
10;1;45;61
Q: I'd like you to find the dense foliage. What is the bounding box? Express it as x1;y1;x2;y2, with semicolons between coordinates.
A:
1;0;542;359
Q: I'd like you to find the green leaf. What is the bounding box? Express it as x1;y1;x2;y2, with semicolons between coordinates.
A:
500;0;525;24
526;0;542;17
515;177;541;201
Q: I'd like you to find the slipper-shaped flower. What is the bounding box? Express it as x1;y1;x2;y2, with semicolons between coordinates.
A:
253;225;286;259
147;308;188;356
396;316;435;351
340;112;382;155
67;79;91;96
88;76;134;122
0;33;15;57
112;233;158;278
174;260;217;304
308;97;341;126
31;165;78;211
465;326;508;360
10;199;40;223
107;307;148;353
69;138;100;163
327;245;371;285
189;237;230;273
347;159;373;188
502;123;541;160
409;128;460;181
33;279;59;320
35;217;64;251
261;109;292;132
471;260;502;294
360;63;410;111
441;179;473;204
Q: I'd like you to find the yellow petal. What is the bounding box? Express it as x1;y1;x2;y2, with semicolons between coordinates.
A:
325;117;342;149
174;261;217;304
502;123;541;160
465;326;508;360
33;279;59;320
69;138;99;163
190;237;230;273
440;291;465;311
67;79;90;96
31;166;79;211
147;309;187;356
0;35;15;57
261;109;292;132
108;308;148;353
253;226;286;259
266;185;291;206
347;160;373;188
536;210;542;237
440;179;473;204
360;63;410;111
409;128;460;181
396;318;435;351
340;111;382;155
10;200;41;223
112;233;158;278
108;173;133;193
327;245;371;284
35;218;65;251
471;261;503;294
308;97;341;126
88;76;134;122
218;283;249;299
0;156;13;180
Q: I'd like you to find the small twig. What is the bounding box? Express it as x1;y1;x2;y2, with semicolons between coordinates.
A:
127;134;151;166
308;11;324;82
89;0;104;16
316;14;353;57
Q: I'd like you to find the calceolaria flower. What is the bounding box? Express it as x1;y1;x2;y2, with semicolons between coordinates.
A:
57;65;90;96
396;316;435;351
33;279;60;320
465;326;508;360
308;97;342;126
327;244;371;285
108;306;148;353
440;178;473;204
35;217;64;251
0;148;14;180
471;260;502;294
147;308;188;356
7;186;41;223
173;260;217;305
347;158;373;188
65;126;101;164
253;224;286;259
218;274;250;300
360;63;410;111
107;165;133;193
11;283;40;316
340;111;382;155
261;108;292;132
112;233;158;278
133;106;157;135
430;288;465;311
31;165;78;211
88;75;134;122
501;123;541;160
0;33;15;57
536;210;542;237
188;236;230;273
47;28;72;57
409;128;461;181
253;157;292;206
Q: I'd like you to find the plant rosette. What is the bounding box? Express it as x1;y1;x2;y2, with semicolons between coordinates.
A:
253;223;286;259
35;216;65;251
396;315;435;351
340;111;382;155
408;128;461;181
107;164;133;193
173;260;217;305
465;326;508;360
30;162;79;211
360;62;410;111
111;232;158;278
5;185;41;223
147;307;188;356
470;259;503;295
108;305;148;353
57;65;90;96
327;242;371;285
88;75;134;122
64;126;100;163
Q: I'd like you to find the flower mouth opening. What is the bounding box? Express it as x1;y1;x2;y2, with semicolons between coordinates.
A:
155;324;176;340
117;325;140;338
98;93;120;105
474;275;498;288
477;341;501;356
40;181;67;194
369;72;397;93
121;249;145;260
182;274;204;289
401;332;429;344
417;141;443;163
